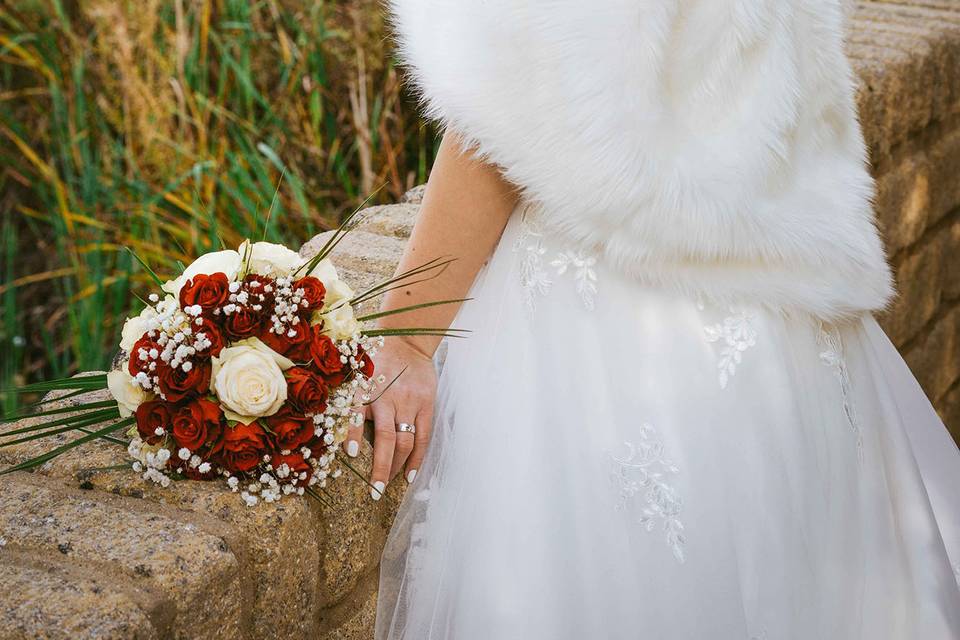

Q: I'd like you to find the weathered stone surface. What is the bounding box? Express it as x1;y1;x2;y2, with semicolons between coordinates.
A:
301;230;407;280
0;548;163;640
873;129;960;253
884;230;947;346
316;438;403;607
942;383;960;442
354;203;420;239
902;303;960;403
317;586;380;640
850;2;960;164
400;184;427;204
0;475;242;639
941;213;960;302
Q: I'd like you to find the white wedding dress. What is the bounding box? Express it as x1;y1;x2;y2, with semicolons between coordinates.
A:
377;1;960;637
376;205;960;639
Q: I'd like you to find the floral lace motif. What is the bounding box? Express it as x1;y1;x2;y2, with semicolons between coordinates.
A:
608;423;686;563
817;322;863;458
704;309;759;389
514;205;598;313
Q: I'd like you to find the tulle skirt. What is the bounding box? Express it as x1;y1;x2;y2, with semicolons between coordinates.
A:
375;210;960;640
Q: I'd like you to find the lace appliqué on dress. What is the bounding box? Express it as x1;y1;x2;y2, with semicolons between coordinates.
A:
704;309;759;389
608;423;686;563
514;205;598;313
817;322;863;458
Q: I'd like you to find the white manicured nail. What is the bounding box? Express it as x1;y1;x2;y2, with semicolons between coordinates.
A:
346;440;359;457
406;469;417;484
371;481;385;501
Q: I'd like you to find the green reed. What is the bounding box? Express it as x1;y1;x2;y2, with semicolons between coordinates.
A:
0;0;438;408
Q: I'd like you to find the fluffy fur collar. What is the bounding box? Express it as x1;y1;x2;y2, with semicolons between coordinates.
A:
389;0;894;320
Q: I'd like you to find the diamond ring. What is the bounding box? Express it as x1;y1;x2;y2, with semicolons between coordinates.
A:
396;422;416;434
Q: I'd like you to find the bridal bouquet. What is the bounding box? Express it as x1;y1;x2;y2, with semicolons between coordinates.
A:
1;215;459;506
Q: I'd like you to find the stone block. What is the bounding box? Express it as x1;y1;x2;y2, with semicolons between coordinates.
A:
317;586;380;640
850;2;960;163
873;129;960;253
940;383;960;443
0;548;164;640
315;437;403;607
883;231;946;346
0;475;242;639
354;203;420;239
301;230;407;281
943;216;960;302
400;184;427;204
902;302;960;402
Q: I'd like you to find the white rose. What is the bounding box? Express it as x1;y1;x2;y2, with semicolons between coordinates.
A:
317;301;360;340
324;278;354;306
239;240;303;276
308;257;340;287
107;368;151;418
211;337;293;423
227;336;296;370
311;278;358;340
161;249;242;297
119;307;158;352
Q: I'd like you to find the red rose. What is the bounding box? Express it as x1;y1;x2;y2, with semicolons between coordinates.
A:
284;366;329;415
310;327;347;383
155;359;211;403
135;400;172;445
223;306;262;341
259;321;312;362
242;274;276;307
127;334;161;376
218;421;269;473
192;316;225;357
171;397;224;453
164;454;218;480
270;451;313;486
179;272;229;312
356;346;375;378
304;434;329;460
179;465;219;481
292;276;326;311
264;406;315;452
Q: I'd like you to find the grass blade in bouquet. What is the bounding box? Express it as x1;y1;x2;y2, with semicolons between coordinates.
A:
0;373;131;474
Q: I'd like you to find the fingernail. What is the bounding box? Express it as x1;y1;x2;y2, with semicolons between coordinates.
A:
346;440;359;457
406;469;417;484
371;481;385;501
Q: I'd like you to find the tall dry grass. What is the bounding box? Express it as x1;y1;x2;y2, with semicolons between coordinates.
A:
0;0;436;408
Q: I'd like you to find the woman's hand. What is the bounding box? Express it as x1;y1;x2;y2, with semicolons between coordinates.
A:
346;132;518;500
346;336;437;500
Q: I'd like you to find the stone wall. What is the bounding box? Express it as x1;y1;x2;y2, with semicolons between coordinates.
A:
0;1;958;638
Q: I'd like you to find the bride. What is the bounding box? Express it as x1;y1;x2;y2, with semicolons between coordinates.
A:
346;1;960;638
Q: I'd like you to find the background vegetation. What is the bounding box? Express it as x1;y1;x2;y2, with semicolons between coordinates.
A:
0;0;436;410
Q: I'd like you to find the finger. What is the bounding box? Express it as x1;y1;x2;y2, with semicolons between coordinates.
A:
344;409;364;458
405;403;433;484
390;413;417;479
369;401;396;501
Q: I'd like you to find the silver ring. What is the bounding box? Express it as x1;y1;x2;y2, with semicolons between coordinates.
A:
396;422;416;434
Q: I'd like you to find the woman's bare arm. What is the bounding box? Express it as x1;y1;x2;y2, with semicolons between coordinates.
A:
346;133;519;498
